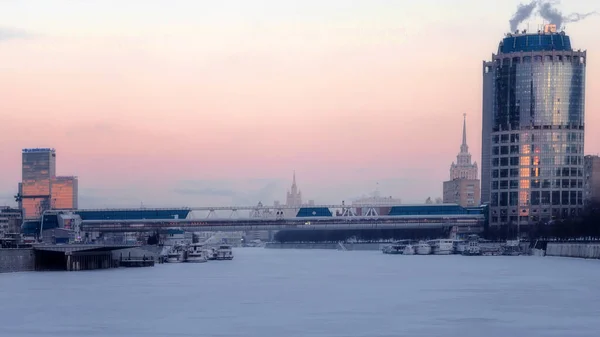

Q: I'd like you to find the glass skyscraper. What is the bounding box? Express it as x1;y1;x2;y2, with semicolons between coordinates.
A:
51;176;79;210
20;148;56;219
19;148;79;219
482;25;586;226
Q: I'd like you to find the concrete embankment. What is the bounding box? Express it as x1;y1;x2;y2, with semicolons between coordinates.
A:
112;245;161;262
265;243;339;250
0;249;34;273
343;243;382;251
265;242;382;251
546;243;600;259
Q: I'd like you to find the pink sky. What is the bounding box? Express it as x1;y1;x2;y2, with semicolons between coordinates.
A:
1;0;599;207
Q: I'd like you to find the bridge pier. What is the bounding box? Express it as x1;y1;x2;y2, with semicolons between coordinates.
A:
69;252;113;271
35;249;116;272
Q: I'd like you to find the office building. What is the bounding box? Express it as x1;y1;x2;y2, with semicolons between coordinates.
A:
19;148;56;219
18;148;79;219
481;59;495;204
584;155;600;204
352;190;402;216
482;25;586;226
51;176;79;209
0;207;22;235
443;115;480;207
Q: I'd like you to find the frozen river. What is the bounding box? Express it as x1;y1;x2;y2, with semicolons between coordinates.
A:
1;248;599;337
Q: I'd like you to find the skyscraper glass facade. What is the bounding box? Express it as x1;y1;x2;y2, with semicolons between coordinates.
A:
483;28;586;226
19;148;79;219
20;148;56;219
51;176;79;210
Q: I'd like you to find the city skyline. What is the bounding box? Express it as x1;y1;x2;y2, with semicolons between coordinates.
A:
1;0;599;208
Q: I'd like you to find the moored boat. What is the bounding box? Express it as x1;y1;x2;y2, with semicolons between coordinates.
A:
462;235;481;256
206;247;217;260
453;240;467;254
415;241;432;255
166;244;185;263
186;243;208;263
429;239;454;255
383;244;406;255
215;245;234;260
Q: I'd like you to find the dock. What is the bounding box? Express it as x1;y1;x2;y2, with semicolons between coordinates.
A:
119;258;154;267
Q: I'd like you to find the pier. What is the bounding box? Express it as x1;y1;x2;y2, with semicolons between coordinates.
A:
119;258;155;268
33;244;140;271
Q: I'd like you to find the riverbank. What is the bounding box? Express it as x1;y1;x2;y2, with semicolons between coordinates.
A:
0;245;162;273
265;242;382;251
0;248;34;273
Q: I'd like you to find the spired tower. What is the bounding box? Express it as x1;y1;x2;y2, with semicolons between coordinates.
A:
286;171;302;207
285;172;303;217
450;114;478;180
443;115;481;207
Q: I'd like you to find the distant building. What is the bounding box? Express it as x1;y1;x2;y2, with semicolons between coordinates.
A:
51;176;79;209
443;115;480;207
286;171;302;207
18;148;79;219
285;172;303;217
584;155;600;204
443;179;479;208
19;148;56;219
0;207;22;235
352;190;402;216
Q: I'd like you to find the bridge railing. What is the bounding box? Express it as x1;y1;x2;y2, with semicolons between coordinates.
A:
81;217;485;232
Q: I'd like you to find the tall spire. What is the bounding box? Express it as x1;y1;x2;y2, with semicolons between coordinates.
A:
460;113;468;153
292;170;296;187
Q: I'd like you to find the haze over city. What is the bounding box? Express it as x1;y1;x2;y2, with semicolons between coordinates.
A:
1;0;599;208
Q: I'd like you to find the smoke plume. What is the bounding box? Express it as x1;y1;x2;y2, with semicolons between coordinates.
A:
509;1;598;31
565;11;599;24
537;1;566;28
510;1;538;32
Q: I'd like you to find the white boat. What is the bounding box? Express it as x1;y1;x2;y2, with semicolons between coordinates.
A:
429;239;454;255
462;235;481;256
382;244;413;255
453;240;467;254
215;245;234;260
403;243;415;255
382;240;415;255
206;247;217;260
415;241;432;255
186;243;208;263
166;245;185;263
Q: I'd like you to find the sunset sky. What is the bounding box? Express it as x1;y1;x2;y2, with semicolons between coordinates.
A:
1;0;599;208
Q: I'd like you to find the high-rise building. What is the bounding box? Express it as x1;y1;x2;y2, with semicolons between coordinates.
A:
18;148;78;219
482;25;586;226
51;176;79;209
584;155;600;204
286;172;302;207
285;172;303;217
20;148;56;219
481;60;495;204
0;207;22;235
443;115;480;207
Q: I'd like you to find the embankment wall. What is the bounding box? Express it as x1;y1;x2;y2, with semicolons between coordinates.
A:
0;249;34;273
